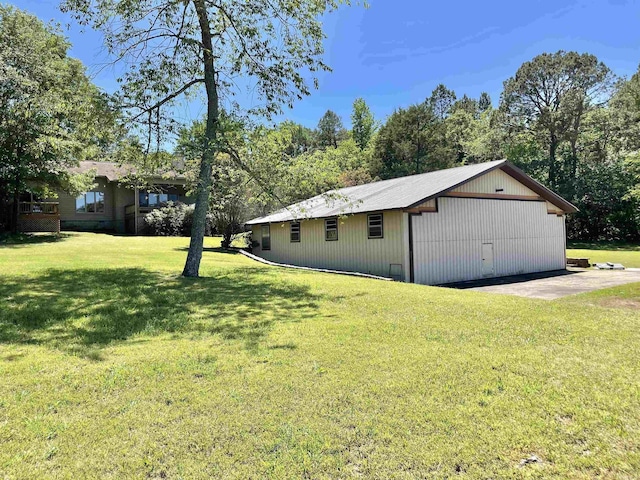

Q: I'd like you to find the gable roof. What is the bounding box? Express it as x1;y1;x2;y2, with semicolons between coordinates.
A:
246;160;577;225
68;161;186;182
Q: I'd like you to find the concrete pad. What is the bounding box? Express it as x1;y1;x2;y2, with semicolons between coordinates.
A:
443;268;640;300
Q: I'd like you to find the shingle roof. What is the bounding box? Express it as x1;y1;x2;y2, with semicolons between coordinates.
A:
68;161;186;182
246;160;577;225
68;161;136;181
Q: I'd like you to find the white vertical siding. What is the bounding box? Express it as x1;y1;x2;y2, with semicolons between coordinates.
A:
252;211;406;278
412;197;566;285
401;212;411;282
452;168;538;196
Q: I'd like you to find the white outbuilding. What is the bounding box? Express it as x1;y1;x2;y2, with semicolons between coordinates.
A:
246;160;578;285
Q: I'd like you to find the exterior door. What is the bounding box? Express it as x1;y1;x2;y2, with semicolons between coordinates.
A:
482;243;494;277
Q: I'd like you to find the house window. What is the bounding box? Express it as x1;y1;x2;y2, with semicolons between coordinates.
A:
325;218;338;241
76;192;105;214
368;213;383;239
290;222;300;242
139;192;178;207
261;224;271;250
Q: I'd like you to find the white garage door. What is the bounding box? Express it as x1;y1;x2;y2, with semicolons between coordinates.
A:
411;197;566;285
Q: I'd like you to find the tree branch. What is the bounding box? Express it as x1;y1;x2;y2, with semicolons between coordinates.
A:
221;143;287;209
129;78;205;120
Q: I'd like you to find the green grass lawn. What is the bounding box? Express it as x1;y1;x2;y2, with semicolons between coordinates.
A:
1;233;639;478
568;241;640;268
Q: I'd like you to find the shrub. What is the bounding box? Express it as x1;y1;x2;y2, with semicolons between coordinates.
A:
144;202;189;236
143;202;215;237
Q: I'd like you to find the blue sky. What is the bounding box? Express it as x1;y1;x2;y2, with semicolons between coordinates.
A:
9;0;640;131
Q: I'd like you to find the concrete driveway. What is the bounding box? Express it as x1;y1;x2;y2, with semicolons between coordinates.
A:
444;268;640;300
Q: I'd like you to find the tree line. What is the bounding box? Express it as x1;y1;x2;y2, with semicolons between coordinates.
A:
2;5;639;254
185;51;640;243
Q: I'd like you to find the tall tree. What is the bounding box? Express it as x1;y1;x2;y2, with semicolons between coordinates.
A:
0;5;112;232
500;51;612;189
278;121;317;157
451;94;479;117
351;98;376;150
317;110;346;149
62;0;348;277
428;84;456;120
372;102;456;179
478;92;492;112
610;64;640;153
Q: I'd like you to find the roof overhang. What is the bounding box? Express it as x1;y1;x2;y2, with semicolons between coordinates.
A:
500;162;578;213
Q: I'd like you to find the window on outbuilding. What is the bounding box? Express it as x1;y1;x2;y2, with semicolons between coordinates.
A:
261;224;271;250
290;222;300;242
325;218;338;241
368;213;383;239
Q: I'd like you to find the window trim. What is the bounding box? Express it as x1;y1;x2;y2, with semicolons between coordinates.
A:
290;221;300;243
76;191;105;215
261;224;271;251
325;217;338;241
367;212;384;239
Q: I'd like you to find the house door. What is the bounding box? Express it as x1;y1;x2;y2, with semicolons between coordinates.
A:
482;243;494;277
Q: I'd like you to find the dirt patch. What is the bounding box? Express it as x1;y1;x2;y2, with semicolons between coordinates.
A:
598;298;640;310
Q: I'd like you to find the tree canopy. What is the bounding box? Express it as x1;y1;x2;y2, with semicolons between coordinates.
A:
351;98;376;150
0;5;116;232
500;51;612;188
317;110;347;149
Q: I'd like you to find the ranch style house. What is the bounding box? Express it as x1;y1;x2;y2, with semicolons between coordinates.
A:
16;161;191;234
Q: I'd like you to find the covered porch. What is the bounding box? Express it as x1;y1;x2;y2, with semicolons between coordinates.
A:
17;201;61;233
124;186;189;234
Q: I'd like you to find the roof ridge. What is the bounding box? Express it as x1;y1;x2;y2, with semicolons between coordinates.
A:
329;159;506;204
345;159;506;191
246;159;518;225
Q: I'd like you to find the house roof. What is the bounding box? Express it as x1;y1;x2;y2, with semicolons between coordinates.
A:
246;160;578;225
68;161;186;182
69;161;136;182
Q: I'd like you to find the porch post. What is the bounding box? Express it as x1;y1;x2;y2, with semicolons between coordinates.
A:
134;186;139;235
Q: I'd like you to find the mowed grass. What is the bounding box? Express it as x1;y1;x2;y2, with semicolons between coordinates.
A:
1;233;639;479
568;241;640;268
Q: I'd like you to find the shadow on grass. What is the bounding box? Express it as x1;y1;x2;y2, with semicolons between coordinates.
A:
0;232;73;247
567;241;640;252
0;267;321;357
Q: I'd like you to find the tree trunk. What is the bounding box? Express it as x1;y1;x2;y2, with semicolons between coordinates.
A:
548;133;558;188
567;138;578;198
567;102;584;194
11;183;19;234
11;165;21;234
182;0;219;277
222;226;232;249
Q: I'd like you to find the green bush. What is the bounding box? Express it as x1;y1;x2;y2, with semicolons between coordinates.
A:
144;202;215;236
